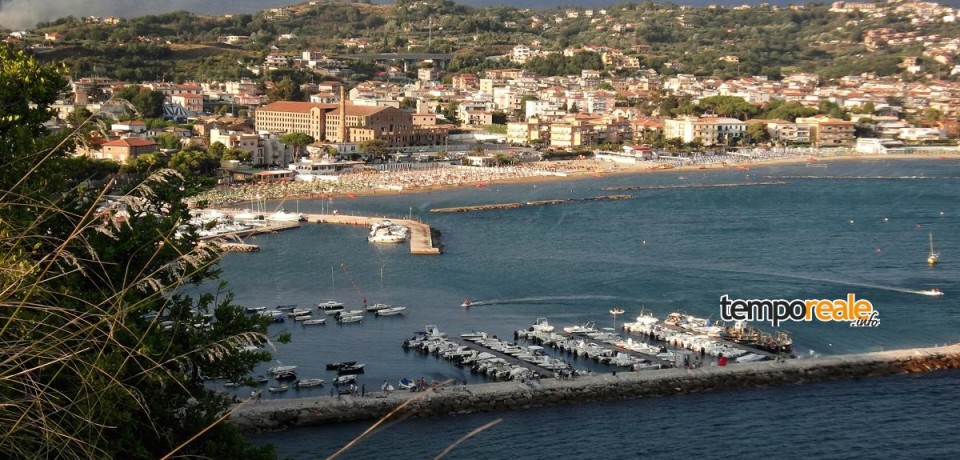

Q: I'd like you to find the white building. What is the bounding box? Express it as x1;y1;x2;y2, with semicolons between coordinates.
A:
664;116;746;145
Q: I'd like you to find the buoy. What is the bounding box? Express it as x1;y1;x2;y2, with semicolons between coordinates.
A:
883;218;888;222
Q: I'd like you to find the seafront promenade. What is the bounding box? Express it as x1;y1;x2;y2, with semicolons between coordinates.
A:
230;343;960;432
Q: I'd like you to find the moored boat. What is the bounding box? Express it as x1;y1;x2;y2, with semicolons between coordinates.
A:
268;364;298;375
295;378;325;388
338;314;363;323
398;378;415;390
317;300;345;313
333;374;356;386
302;318;327;325
376;306;406;316
336;363;365;375
325;361;357;370
268;384;289;393
366;303;391;312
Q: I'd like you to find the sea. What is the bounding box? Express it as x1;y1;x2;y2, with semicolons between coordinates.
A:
206;159;960;459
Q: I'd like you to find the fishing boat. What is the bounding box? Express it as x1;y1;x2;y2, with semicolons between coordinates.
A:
460;298;472;308
295;378;325;388
928;232;940;266
918;288;944;296
333;374;356;385
302;318;326;325
376;306;406;316
268;384;289;393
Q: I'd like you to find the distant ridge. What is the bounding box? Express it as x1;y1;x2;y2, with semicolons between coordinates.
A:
2;0;960;30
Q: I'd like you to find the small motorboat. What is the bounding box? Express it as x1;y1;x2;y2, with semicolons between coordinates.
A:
317;300;345;312
366;303;391;312
460;298;472;308
268;364;298;375
338;314;363;323
277;304;298;311
255;375;269;384
244;305;266;313
398;378;415;390
918;288;944;296
336;310;364;318
295;378;325;388
336;363;365;375
289;308;312;317
326;361;357;371
302;318;326;325
268;384;289;393
223;381;240;388
376;306;406;316
274;370;298;381
334;374;356;386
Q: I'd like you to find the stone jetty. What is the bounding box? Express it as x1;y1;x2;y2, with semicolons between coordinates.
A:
230;343;960;432
430;194;633;214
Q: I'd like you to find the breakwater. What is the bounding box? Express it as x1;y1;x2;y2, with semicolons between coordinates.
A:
430;194;633;213
602;181;787;191
230;343;960;432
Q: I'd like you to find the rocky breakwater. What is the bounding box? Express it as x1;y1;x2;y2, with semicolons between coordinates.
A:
231;344;960;432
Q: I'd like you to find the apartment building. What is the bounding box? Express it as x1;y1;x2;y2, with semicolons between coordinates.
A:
664;116;746;145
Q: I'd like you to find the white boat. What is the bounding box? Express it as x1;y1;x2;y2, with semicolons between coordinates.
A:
318;300;345;311
337;309;364;318
376;306;406;316
398;378;415;390
268;384;289;393
317;267;345;312
295;378;325;388
334;375;356;385
292;314;313;322
460;298;472;308
563;321;597;335
289;308;312;317
338;314;363;323
918;288;944;296
928;232;940;266
267;209;303;222
532;317;554;333
244;305;266;313
302;318;327;325
368;220;408;243
366;303;391;312
268;364;298;375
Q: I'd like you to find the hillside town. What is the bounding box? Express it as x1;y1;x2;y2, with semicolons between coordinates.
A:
15;0;960;185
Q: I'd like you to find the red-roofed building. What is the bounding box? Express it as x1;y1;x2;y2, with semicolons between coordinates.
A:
171;93;203;113
99;138;158;163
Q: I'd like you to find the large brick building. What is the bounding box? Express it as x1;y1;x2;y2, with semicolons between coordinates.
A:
254;98;447;148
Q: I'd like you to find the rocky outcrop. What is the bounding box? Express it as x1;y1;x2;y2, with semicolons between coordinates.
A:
231;344;960;432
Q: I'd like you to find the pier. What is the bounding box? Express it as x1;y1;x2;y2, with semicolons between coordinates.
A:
202;210;440;255
231;343;960;431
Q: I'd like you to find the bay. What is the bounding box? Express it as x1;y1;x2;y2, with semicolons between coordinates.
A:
210;159;960;458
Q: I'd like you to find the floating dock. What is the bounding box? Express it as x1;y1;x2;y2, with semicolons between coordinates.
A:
231;343;960;431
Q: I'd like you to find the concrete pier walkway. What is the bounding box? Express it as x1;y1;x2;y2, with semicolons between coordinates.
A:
231;343;960;432
204;209;440;255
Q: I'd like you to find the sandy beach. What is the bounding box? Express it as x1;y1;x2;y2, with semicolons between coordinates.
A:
190;150;960;208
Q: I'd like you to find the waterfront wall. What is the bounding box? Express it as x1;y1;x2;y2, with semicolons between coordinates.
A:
230;344;960;432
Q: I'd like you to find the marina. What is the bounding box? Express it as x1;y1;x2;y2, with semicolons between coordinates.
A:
231;343;960;431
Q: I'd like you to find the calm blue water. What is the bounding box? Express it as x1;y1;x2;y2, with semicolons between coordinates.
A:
211;159;960;458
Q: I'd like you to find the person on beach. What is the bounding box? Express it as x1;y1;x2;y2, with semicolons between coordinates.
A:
718;353;727;367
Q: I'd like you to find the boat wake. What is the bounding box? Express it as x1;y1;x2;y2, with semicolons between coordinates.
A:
466;295;621;307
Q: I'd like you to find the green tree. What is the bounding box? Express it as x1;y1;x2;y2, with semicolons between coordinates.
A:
695;95;759;120
155;132;183;150
266;76;304;103
0;47;276;460
114;85;166;118
280;132;315;159
746;121;771;145
359;138;390;162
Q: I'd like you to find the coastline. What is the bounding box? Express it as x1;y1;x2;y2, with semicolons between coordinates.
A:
230;343;960;432
193;152;960;208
